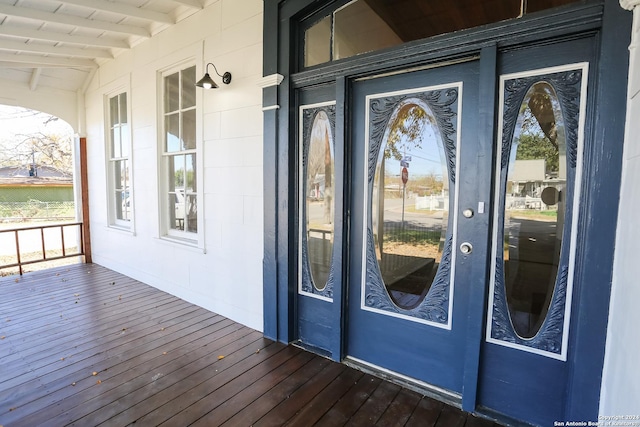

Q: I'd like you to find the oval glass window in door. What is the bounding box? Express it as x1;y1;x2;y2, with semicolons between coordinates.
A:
362;85;460;326
300;103;336;298
372;103;448;309
504;82;565;338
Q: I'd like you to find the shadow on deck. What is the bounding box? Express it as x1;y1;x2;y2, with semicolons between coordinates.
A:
0;264;502;426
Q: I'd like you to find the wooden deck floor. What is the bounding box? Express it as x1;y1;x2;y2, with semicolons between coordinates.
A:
0;264;502;427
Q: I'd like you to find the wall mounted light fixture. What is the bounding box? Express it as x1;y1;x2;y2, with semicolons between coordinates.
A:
195;63;232;89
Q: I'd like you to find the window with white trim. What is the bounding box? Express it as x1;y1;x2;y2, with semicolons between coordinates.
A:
161;64;199;239
107;92;131;227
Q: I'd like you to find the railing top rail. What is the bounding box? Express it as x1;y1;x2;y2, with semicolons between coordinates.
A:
0;222;82;234
0;221;85;275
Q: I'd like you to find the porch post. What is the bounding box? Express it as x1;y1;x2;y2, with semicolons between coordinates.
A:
79;137;92;264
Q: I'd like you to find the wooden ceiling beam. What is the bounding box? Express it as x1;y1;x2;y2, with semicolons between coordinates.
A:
0;39;113;59
0;52;97;68
0;26;129;49
0;4;150;37
57;0;174;24
170;0;203;9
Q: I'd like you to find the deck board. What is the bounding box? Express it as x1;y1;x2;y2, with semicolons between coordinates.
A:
0;264;504;426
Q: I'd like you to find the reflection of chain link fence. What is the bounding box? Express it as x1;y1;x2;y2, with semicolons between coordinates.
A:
0;201;75;222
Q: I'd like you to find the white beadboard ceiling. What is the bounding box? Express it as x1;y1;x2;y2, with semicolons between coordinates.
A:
0;0;204;93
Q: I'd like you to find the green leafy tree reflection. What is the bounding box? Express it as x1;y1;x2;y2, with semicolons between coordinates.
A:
515;87;560;175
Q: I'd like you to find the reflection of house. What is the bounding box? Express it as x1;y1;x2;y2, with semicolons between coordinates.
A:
509;159;546;197
0;166;73;203
1;1;639;425
308;173;325;200
508;159;563;209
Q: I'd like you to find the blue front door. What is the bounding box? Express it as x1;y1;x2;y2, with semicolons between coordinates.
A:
478;36;595;425
346;36;595;425
347;58;483;394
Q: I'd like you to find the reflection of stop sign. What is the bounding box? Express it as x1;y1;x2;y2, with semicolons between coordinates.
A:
401;167;408;184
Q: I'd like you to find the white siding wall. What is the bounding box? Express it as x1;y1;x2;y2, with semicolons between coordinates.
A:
600;2;640;416
84;0;264;330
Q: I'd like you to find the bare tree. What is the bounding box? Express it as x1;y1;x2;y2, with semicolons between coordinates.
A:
0;109;73;176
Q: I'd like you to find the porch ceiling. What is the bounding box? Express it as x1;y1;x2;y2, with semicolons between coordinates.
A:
0;0;203;93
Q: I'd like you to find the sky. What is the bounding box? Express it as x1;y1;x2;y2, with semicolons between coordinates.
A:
0;105;74;145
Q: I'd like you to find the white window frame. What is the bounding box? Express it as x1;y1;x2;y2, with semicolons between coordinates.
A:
104;82;134;231
158;60;204;247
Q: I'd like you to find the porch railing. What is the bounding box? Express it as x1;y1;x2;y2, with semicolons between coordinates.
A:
0;222;84;275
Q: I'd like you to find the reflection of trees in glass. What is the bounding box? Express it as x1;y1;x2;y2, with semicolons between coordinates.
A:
307;112;333;225
385;105;434;161
173;170;196;189
405;173;444;196
374;101;446;300
174;169;184;187
307;126;326;192
516;84;561;175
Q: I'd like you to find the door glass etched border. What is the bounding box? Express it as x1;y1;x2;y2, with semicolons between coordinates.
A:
298;101;337;301
486;63;588;360
361;83;462;329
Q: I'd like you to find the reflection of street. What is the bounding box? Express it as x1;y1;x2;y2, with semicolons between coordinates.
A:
375;197;447;309
504;215;560;337
380;198;444;230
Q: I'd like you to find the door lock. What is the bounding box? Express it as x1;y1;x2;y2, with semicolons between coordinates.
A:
460;242;473;254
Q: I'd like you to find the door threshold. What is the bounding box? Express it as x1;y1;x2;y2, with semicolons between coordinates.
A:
291;340;333;359
343;356;462;409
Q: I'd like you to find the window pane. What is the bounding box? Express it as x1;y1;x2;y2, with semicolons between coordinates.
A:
373;102;448;309
305;111;334;291
117;188;131;222
170;193;184;231
302;0;580;68
165;72;179;112
305;15;331;67
114;160;126;191
119;93;127;124
182;66;196;109
121;159;129;190
109;96;119;126
121;123;130;158
112;126;121;158
171;154;185;191
185;195;197;233
165;113;180;152
122;193;130;221
334;0;401;61
525;0;580;14
182;109;196;150
504;81;566;338
116;190;124;220
185;154;196;192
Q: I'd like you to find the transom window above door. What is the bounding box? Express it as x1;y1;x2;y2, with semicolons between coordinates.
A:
302;0;580;68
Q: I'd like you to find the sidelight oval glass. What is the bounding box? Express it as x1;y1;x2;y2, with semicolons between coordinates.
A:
372;102;448;309
504;82;566;338
306;111;335;291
